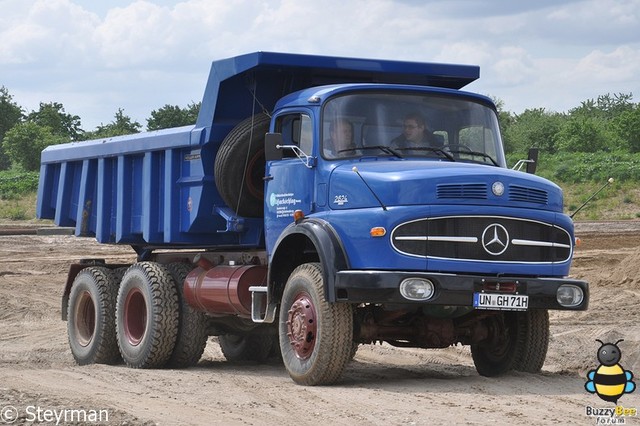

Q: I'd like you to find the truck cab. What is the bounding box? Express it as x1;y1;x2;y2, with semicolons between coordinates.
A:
262;82;586;384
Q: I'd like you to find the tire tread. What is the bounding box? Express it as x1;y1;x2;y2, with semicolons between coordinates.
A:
68;266;121;365
116;262;179;368
214;113;270;217
280;263;353;385
166;262;208;368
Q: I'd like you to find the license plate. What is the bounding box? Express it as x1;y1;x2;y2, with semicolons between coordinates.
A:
473;292;528;311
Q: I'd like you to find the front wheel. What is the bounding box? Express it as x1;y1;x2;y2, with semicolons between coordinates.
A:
514;309;549;373
471;309;549;376
279;263;354;385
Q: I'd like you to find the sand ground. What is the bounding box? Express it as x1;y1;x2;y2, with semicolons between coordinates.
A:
0;222;639;425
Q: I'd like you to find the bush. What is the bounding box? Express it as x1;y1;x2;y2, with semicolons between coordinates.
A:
0;170;39;199
533;151;640;183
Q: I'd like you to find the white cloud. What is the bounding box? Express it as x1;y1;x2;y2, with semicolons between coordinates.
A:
1;0;639;129
491;47;537;87
0;0;99;65
95;1;174;67
546;0;640;45
575;46;640;83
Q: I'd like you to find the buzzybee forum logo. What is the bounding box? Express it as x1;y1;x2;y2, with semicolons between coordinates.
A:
585;339;636;404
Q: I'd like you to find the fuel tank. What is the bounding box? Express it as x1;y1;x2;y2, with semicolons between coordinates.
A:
183;264;267;317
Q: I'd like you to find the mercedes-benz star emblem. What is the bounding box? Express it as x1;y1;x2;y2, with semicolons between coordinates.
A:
481;223;509;255
492;181;505;196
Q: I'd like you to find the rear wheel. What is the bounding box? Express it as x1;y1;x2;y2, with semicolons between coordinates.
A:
279;263;354;385
67;267;121;365
218;332;273;363
116;262;179;368
166;262;208;368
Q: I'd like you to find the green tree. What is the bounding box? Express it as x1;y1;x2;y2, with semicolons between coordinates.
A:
83;108;142;139
2;122;64;171
0;86;24;170
186;101;200;123
556;115;609;152
505;108;565;154
571;93;634;120
562;93;634;152
491;97;515;152
613;106;640;152
146;101;200;131
27;102;83;141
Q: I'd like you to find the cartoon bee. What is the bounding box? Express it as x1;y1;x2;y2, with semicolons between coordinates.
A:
585;339;636;404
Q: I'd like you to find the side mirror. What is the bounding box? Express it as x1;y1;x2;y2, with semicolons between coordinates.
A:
265;133;283;162
526;148;538;174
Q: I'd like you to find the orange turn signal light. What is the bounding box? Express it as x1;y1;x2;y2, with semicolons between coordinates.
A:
293;210;305;222
370;227;386;237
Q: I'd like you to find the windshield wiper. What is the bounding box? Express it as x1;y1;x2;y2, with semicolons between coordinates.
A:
446;149;499;166
395;147;455;162
351;145;403;158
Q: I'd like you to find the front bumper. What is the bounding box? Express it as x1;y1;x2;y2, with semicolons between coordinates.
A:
334;270;589;310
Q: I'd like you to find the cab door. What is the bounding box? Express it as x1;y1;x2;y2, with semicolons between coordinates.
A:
264;112;316;254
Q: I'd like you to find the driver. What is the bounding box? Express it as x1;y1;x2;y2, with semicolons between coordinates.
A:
325;118;357;157
391;113;442;150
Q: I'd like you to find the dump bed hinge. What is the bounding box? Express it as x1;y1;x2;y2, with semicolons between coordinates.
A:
214;206;245;232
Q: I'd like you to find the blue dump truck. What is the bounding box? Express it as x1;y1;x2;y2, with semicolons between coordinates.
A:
37;52;588;385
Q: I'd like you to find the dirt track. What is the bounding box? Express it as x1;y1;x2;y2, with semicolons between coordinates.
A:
1;222;639;425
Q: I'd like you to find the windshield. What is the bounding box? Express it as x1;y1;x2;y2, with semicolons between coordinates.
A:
321;91;506;167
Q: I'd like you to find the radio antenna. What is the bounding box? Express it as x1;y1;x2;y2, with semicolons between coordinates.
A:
570;178;614;219
352;166;387;211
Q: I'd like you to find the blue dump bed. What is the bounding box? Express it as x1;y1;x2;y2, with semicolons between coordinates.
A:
36;52;479;249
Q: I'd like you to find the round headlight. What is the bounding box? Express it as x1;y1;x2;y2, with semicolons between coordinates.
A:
400;278;435;301
557;284;584;307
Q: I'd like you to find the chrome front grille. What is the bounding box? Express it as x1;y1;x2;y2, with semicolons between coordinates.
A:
391;216;572;263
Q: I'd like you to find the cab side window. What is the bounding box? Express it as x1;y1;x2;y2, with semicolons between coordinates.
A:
275;113;313;158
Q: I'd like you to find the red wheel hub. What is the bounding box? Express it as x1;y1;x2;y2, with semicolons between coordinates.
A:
124;288;147;346
286;293;317;359
74;291;95;347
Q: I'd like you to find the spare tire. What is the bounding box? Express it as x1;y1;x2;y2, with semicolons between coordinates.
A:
214;113;270;218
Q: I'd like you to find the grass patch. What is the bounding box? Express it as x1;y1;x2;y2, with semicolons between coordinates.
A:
0;170;40;221
0;192;38;220
561;181;639;220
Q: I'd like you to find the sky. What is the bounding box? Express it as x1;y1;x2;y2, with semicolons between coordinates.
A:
1;0;639;131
